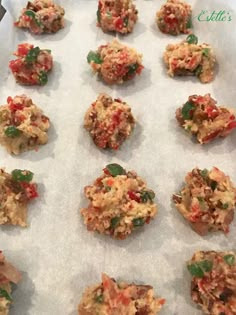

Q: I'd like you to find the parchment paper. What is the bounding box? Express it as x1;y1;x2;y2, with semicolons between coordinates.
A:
1;0;236;314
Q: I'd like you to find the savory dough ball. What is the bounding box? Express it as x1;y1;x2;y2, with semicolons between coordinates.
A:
81;164;158;239
0;251;22;315
173;167;236;235
87;39;143;84
187;251;236;315
97;0;138;34
78;273;165;315
0;95;50;154
163;34;216;83
176;94;236;144
156;0;192;35
84;93;135;150
15;0;65;34
0;168;38;226
9;43;53;85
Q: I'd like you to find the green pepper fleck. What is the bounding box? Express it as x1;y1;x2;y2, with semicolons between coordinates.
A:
97;8;101;23
222;203;229;209
187;260;213;278
105;164;126;177
25;47;40;64
197;196;204;203
5;126;21;138
132;217;145;227
194;65;202;77
0;288;13;301
127;63;139;76
210;181;217;191
38;71;48;85
186;34;198;44
223;254;235;266
95;294;104;303
140;190;155;203
202;48;210;57
200;169;208;178
12;169;34;183
124;16;129;27
87;51;103;64
24;10;42;27
110;217;120;229
181;101;195;120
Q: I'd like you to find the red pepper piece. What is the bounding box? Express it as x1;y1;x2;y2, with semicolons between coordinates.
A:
128;191;141;203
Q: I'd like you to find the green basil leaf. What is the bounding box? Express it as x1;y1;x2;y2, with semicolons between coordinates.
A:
127;63;139;75
24;10;42;27
87;51;103;64
5;126;21;138
186;34;198;44
222;203;229;209
0;288;13;301
223;254;235;266
194;65;202;76
200;169;208;178
140;190;155;203
186;17;192;29
25;47;40;64
187;260;212;277
110;217;120;229
181;101;195;120
12;169;34;183
38;71;48;85
198;260;213;272
97;8;101;23
95;294;104;303
124;16;129;27
210;181;217;191
202;48;210;57
132;217;145;227
106;164;126;177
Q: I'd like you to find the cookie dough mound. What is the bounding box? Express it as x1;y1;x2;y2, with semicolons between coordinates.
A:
187;251;236;315
84;93;135;150
9;43;53;85
163;34;216;83
173;167;236;235
0;95;50;154
15;0;65;34
97;0;138;34
0;168;38;226
176;94;236;144
78;273;165;315
156;0;192;35
87;39;143;84
0;251;22;315
81;164;157;239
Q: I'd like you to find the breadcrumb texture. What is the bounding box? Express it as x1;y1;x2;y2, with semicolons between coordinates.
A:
15;0;65;34
97;0;138;34
187;251;236;315
176;94;236;144
173;167;236;235
156;0;192;35
81;164;157;239
0;95;50;154
78;273;165;315
84;93;135;150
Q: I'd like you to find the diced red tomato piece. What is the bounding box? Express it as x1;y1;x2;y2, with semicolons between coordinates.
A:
9;103;25;112
128;191;141;203
115;18;123;30
202;130;220;143
9;59;22;73
21;182;38;200
17;43;33;57
136;65;144;75
227;121;236;130
205;105;219;119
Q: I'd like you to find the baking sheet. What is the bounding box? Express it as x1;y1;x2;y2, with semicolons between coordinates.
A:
1;0;236;314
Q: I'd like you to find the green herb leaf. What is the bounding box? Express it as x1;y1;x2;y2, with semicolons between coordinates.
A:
105;164;126;177
38;71;48;85
187;260;213;278
95;294;104;303
222;203;229;209
194;65;202;76
181;101;195;120
97;8;101;23
0;288;13;301
87;51;103;64
140;190;155;203
186;34;198;44
110;217;120;229
210;181;217;191
132;217;145;227
4;126;21;138
197;196;204;203
25;47;40;64
24;10;42;27
202;48;210;57
127;63;139;76
12;169;34;183
200;169;208;178
186;17;192;29
223;254;235;266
